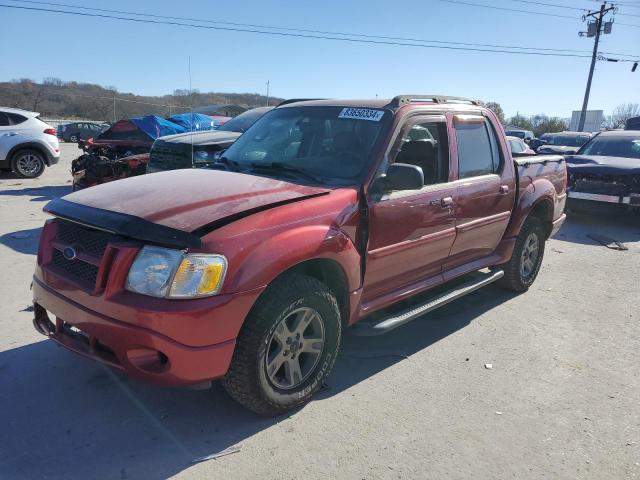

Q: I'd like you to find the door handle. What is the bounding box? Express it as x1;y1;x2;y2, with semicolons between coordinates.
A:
440;196;454;208
499;185;510;195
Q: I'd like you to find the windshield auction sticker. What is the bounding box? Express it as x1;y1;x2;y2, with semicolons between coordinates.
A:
338;108;385;122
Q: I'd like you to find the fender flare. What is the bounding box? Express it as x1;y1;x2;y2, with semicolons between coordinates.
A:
505;177;556;238
225;224;361;295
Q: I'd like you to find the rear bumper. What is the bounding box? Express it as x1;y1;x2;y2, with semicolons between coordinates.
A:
32;277;239;387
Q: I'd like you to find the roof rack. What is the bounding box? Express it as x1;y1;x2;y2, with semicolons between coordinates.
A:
276;98;325;107
387;95;482;108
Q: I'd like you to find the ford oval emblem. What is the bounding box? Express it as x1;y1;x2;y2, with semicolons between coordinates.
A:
62;246;77;261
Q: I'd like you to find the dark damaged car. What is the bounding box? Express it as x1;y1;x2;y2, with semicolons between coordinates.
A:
147;107;273;172
537;132;592;156
566;130;640;212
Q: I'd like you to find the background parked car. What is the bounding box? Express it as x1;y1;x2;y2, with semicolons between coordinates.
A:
504;128;535;143
147;106;273;172
0;107;60;178
507;136;536;157
537;131;592;155
59;121;108;143
566;130;640;213
626;116;640;130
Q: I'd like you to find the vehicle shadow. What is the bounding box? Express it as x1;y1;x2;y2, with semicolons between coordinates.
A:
0;227;42;255
0;185;71;202
553;209;640;247
0;284;513;480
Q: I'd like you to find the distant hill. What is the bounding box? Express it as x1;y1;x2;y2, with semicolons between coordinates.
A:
0;78;283;121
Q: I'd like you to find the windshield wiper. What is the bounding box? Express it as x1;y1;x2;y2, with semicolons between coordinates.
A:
249;162;325;184
212;156;240;172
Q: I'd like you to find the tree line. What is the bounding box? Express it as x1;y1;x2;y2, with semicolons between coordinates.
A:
485;101;639;137
0;78;282;121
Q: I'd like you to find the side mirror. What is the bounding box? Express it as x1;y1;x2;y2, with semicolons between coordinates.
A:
378;163;424;192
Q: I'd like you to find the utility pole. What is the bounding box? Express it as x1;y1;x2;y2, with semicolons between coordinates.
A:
266;81;270;107
577;2;616;132
113;94;116;123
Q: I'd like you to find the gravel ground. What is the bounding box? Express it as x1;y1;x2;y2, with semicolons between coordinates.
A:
0;143;639;480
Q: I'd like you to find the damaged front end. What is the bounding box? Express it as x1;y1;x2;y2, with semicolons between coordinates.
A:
568;172;640;210
71;148;149;191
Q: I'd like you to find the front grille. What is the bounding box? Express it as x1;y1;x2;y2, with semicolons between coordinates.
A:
56;220;110;257
52;249;99;288
48;219;118;289
149;141;192;171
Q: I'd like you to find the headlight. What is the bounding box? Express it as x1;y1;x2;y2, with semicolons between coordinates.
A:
126;246;227;299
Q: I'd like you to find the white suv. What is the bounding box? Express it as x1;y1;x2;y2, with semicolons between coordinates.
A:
0;107;60;178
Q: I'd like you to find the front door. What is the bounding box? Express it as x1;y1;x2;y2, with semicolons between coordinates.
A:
362;115;456;304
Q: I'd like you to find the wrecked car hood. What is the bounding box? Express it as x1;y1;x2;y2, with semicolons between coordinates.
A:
539;145;579;154
157;130;241;146
47;169;331;239
567;155;640;175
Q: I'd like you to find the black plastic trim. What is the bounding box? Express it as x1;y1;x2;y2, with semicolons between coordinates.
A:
44;198;201;249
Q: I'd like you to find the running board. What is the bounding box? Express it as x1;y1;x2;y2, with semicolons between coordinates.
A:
352;270;504;336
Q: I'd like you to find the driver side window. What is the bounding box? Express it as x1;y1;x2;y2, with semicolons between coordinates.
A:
392;120;449;186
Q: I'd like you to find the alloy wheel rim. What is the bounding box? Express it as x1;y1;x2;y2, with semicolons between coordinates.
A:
520;233;539;278
16;154;42;177
265;307;325;390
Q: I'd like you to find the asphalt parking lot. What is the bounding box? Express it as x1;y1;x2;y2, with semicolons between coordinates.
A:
1;143;639;480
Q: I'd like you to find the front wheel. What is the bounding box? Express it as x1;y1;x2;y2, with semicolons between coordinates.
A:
496;217;545;292
12;149;46;179
222;274;341;416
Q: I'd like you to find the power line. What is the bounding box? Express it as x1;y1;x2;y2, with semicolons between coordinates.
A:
504;0;640;17
438;0;640;26
438;0;576;18
0;3;630;60
5;0;633;56
503;0;586;11
0;4;600;58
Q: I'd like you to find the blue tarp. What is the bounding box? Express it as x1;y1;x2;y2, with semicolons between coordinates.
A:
169;113;221;132
129;115;187;140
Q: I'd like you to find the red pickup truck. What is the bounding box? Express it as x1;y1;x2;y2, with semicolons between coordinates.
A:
32;96;567;415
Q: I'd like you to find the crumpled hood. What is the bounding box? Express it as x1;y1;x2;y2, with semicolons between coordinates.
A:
567;155;640;175
538;145;579;154
55;169;331;234
157;130;241;146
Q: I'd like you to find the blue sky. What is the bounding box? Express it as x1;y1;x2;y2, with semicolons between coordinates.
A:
0;0;638;117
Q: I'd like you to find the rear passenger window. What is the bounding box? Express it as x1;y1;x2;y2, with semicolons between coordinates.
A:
455;118;501;179
7;113;27;125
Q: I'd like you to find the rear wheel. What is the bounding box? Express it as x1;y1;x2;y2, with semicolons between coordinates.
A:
12;149;46;179
222;274;341;416
69;134;78;143
497;217;545;292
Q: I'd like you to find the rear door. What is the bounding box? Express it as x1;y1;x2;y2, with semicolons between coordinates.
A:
445;114;515;270
362;114;457;302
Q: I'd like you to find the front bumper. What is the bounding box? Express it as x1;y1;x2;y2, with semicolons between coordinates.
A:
568;191;637;205
550;213;566;237
32;276;261;387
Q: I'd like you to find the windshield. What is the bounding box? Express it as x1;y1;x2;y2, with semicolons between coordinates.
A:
220;106;390;184
547;134;590;147
219;108;271;133
578;134;640;159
